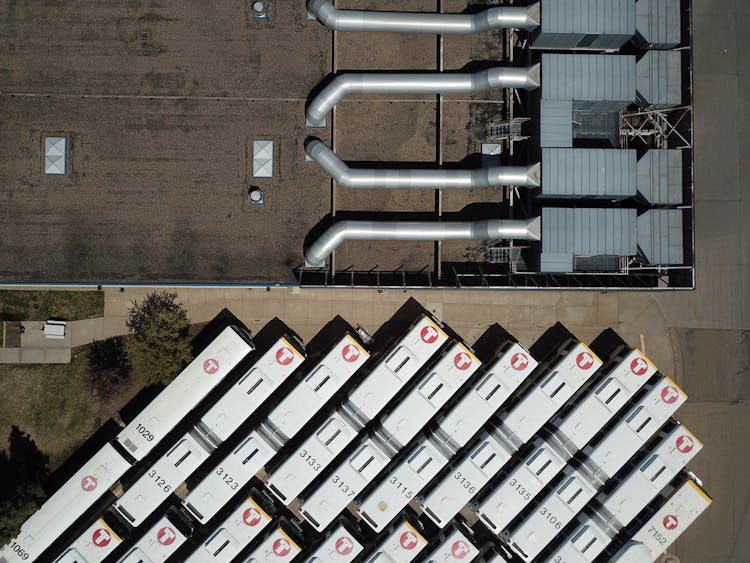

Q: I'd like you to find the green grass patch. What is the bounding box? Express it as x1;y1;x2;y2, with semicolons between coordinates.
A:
0;290;104;322
0;345;140;469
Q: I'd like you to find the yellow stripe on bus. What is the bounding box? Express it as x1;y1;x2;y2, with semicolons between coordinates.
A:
345;333;371;358
98;518;123;543
277;527;302;552
247;496;272;522
402;521;427;545
280;337;305;360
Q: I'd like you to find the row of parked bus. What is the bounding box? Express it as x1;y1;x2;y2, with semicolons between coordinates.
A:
0;301;709;563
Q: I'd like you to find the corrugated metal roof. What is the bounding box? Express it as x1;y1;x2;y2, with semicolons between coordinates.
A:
637;209;684;264
534;0;635;50
44;137;67;175
542;148;637;198
636;50;681;109
637;149;683;204
542;207;637;255
542;54;636;112
540;100;573;147
252;140;274;178
635;0;681;49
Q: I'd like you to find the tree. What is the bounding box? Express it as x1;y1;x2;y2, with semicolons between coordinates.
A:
87;336;133;398
0;427;50;545
125;291;192;386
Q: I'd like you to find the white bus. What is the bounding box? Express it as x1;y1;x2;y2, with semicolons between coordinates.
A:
374;342;481;451
239;523;302;562
358;440;450;532
116;326;255;461
475;347;657;534
582;376;687;484
265;315;449;504
1;325;253;563
52;516;127;563
184;494;273;563
182;332;369;523
116;507;192;563
111;334;305;528
475;436;568;535
301;522;364;563
113;433;210;527
421;341;601;528
550;348;657;455
422;528;480;563
195;335;305;448
611;477;711;562
503;422;700;562
544;426;703;563
259;333;369;449
362;519;429;563
597;423;702;529
503;464;600;561
303;342;481;533
349;342;536;533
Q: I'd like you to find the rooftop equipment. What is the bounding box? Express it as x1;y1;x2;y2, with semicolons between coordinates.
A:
304;217;541;268
637;209;684;265
307;0;540;34
306;66;541;127
634;0;681;49
305;139;541;189
541;148;637;199
542;54;636;112
636;50;682;109
541;208;638;261
532;0;635;51
637;149;683;204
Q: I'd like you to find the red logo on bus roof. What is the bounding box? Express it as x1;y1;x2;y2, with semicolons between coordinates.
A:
81;475;98;492
511;352;529;371
630;357;650;376
576;351;595;370
451;540;472;558
660;385;680;404
420;325;439;344
342;343;361;363
663;514;679;530
243;507;262;527
276;347;294;366
399;531;420;550
203;358;220;374
272;537;292;556
157;527;176;546
335;536;354;555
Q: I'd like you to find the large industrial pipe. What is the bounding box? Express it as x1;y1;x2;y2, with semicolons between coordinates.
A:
306;139;541;189
304;217;541;268
306;66;540;127
307;0;540;34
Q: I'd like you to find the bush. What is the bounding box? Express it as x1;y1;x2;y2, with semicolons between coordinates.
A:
125;292;192;387
87;336;132;398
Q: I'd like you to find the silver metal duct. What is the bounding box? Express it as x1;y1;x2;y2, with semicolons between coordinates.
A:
306;66;541;127
304;217;541;268
307;0;540;34
306;138;541;189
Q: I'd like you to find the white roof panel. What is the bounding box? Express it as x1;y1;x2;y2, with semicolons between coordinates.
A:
252;140;274;178
45;137;67;175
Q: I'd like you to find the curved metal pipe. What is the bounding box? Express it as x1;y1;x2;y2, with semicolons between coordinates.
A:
304;217;541;268
306;138;541;189
306;66;540;127
307;0;540;34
